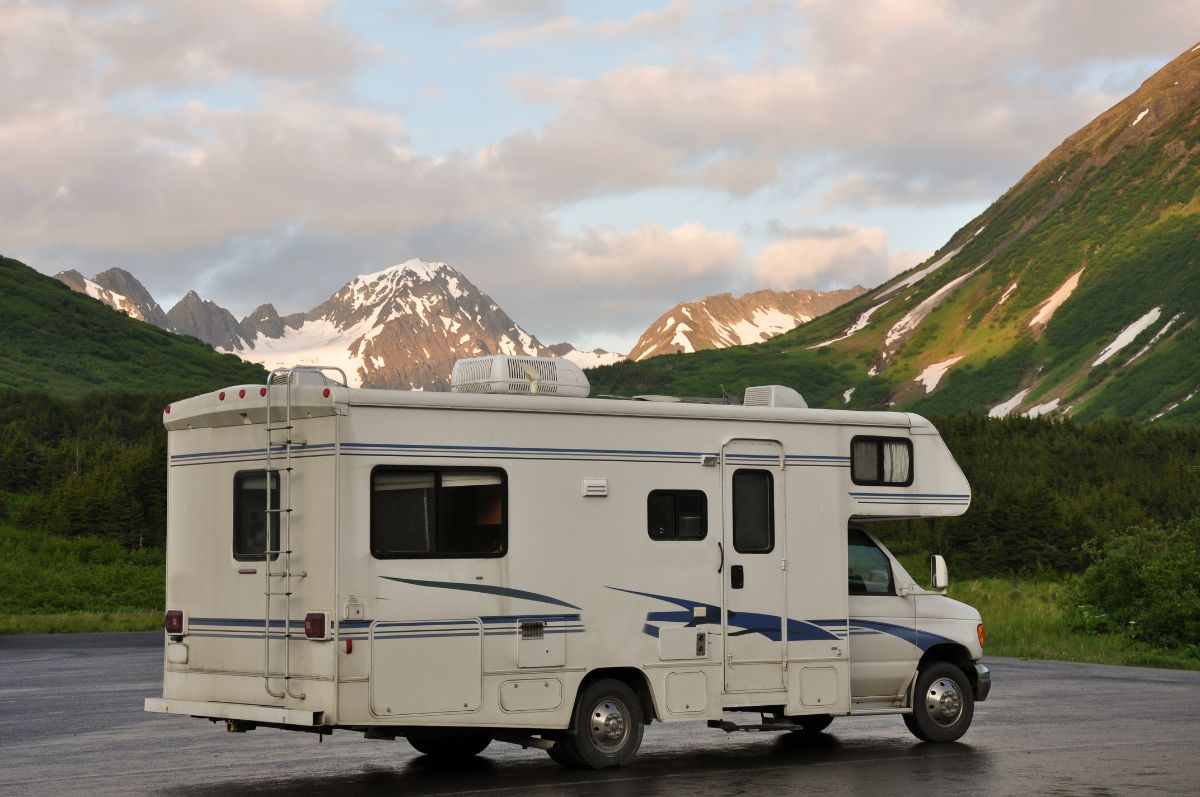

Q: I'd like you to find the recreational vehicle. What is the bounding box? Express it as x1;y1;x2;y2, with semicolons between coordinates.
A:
145;356;990;769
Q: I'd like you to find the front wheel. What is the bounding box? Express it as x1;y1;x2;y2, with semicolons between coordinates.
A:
407;731;492;759
555;678;645;769
903;662;974;743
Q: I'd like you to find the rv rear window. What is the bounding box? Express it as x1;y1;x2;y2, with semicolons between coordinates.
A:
850;437;913;486
233;470;280;561
647;490;707;540
371;467;506;558
732;469;774;553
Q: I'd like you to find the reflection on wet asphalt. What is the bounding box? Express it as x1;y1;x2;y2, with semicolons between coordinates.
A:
1;633;1198;795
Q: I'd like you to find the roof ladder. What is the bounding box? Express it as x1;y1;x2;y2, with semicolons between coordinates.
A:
261;365;347;702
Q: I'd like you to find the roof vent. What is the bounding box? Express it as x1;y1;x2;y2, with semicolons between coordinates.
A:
743;385;807;409
451;355;590;398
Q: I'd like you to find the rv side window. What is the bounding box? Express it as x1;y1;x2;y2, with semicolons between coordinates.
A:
371;467;506;558
233;470;280;561
848;527;895;594
850;437;913;486
647;490;707;540
732;469;773;553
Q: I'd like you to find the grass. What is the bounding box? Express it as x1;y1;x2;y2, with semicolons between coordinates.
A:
0;525;163;634
948;577;1200;671
0;611;160;635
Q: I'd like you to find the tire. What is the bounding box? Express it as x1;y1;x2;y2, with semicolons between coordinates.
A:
556;678;645;769
407;731;492;759
903;662;974;743
547;740;584;768
789;713;834;733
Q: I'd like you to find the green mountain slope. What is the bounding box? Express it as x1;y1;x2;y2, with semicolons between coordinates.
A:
1;256;266;397
591;44;1200;425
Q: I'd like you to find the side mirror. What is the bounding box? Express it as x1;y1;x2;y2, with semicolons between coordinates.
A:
930;554;948;590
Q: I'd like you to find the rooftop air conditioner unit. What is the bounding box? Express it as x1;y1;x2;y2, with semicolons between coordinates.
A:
743;384;807;408
451;355;590;398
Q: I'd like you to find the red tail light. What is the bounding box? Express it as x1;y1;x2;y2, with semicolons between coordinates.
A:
305;612;328;640
164;610;184;634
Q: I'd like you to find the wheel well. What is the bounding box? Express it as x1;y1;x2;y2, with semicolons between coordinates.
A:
575;668;658;725
918;644;975;689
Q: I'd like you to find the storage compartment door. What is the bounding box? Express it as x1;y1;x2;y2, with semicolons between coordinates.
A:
369;619;482;716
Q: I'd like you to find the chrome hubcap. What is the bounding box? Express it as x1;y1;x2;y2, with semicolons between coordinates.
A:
588;698;630;752
925;678;963;726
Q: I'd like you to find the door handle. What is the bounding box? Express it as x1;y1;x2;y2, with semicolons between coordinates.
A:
731;564;744;589
717;542;724;574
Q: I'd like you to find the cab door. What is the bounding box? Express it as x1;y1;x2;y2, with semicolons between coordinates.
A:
846;527;916;702
721;439;787;693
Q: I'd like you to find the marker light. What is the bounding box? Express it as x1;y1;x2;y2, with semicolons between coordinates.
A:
239;389;246;398
164;405;171;414
323;388;331;398
260;387;267;397
218;391;225;401
305;612;328;640
164;610;184;635
977;623;986;648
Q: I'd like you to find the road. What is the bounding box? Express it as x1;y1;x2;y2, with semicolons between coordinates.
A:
1;633;1198;795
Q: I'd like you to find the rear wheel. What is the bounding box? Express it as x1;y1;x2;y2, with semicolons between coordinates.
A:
789;713;834;733
407;731;492;759
903;662;974;743
555;678;645;769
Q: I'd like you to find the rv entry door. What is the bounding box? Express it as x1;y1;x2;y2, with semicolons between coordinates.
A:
721;439;788;693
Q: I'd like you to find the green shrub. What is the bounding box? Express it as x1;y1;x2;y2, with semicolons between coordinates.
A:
1064;519;1200;649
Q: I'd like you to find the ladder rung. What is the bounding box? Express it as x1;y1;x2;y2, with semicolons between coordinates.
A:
265;424;293;431
264;508;292;513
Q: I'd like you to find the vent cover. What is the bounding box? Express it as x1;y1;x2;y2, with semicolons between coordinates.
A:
743;385;808;409
451;355;590;398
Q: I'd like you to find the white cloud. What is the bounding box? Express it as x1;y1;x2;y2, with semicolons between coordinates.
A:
473;1;689;48
753;224;927;290
555;222;742;284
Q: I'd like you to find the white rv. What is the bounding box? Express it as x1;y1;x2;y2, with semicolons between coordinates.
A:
145;356;990;769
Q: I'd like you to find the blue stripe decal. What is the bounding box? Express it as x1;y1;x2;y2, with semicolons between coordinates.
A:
812;618;956;651
171;444;335;462
608;586;840;643
380;577;581;610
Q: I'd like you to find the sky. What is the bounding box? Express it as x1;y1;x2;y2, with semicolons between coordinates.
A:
3;1;1198;353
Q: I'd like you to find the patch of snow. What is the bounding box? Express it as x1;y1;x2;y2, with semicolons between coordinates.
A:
236;317;371;387
514;327;539;356
998;282;1019;306
728;307;799;345
459;333;471;344
557;348;626;368
809;299;890;348
843;388;855;404
1125;312;1183;365
878;246;963;298
1131;108;1149;127
497;335;517;356
884;263;987;348
1193;43;1200;52
867;365;879;377
1024;398;1061;418
1152;390;1197;421
989;388;1030;418
660;316;675;333
445;275;463;298
914;356;964;394
974;226;986;237
1093;307;1161;366
371;356;385;369
669;323;695;353
1029;268;1084;328
681;306;692;318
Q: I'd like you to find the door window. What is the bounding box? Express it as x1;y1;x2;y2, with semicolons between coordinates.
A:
233;470;279;561
848;527;895;594
732;469;774;553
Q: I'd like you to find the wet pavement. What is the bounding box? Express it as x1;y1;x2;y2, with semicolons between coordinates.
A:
1;632;1198;795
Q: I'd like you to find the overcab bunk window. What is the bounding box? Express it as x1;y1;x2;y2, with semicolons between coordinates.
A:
233;470;280;561
647;490;707;540
371;467;506;558
850;437;913;486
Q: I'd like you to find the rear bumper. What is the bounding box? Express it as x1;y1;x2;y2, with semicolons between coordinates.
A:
974;663;992;701
144;697;324;727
